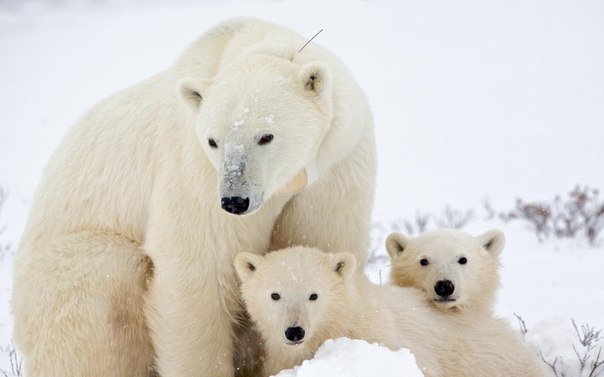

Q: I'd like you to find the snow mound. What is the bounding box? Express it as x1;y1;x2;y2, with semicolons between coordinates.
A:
273;337;424;377
525;318;604;377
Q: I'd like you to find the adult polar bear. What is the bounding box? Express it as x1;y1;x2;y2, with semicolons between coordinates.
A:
12;18;376;377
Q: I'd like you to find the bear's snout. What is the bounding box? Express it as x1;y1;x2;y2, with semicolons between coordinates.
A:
221;196;250;215
434;279;455;297
284;326;305;343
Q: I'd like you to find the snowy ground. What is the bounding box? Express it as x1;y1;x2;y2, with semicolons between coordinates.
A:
0;1;603;376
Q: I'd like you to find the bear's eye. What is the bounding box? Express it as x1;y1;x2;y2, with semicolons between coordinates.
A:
208;138;218;148
420;258;429;266
458;257;468;265
271;293;281;301
309;293;318;301
258;133;274;145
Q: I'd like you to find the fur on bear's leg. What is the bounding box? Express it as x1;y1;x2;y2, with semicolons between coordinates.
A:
143;257;237;377
12;231;154;377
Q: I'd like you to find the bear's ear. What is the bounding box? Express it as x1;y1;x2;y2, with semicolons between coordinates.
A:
331;252;357;279
299;62;331;96
385;233;410;259
234;252;264;283
477;229;506;257
177;77;207;112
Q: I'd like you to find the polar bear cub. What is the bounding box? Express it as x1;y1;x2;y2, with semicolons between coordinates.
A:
386;228;505;314
235;246;544;377
235;247;443;376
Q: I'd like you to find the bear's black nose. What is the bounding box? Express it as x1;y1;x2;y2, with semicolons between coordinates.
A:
285;326;305;342
434;279;455;297
221;196;250;215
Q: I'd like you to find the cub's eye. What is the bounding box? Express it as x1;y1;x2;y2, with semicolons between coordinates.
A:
458;257;468;265
208;138;218;148
271;293;281;301
258;133;274;145
420;258;429;266
309;293;318;301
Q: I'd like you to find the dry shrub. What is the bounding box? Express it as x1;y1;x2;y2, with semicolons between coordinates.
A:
502;186;604;245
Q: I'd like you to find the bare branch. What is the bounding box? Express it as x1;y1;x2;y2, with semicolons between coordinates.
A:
513;313;528;336
588;348;603;377
540;352;563;377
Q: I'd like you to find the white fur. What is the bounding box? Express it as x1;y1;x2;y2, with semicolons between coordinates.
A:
386;228;505;314
235;247;545;377
12;18;376;377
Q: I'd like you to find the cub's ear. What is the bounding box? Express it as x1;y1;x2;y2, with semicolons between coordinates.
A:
234;252;264;283
331;252;357;279
177;77;207;112
299;62;331;96
476;229;506;257
385;233;410;259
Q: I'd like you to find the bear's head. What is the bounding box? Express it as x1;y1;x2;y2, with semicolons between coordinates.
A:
385;229;505;313
234;247;355;352
178;54;333;215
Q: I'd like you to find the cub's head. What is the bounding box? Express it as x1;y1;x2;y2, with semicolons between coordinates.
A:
386;228;505;313
234;247;355;350
178;54;333;215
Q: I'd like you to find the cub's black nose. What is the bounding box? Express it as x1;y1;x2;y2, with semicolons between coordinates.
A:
285;326;305;342
434;279;455;297
221;196;250;215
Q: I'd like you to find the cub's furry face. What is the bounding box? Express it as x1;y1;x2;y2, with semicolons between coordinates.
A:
234;247;355;347
386;228;504;313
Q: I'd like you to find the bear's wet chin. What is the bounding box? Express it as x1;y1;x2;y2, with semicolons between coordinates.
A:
285;340;304;346
434;297;457;303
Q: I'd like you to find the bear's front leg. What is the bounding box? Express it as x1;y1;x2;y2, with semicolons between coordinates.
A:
144;255;235;377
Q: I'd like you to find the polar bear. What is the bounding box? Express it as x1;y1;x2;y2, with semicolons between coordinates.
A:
386;228;505;314
235;247;444;377
235;247;545;377
12;18;376;377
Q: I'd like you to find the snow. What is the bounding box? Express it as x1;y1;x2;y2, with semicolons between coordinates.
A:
233;115;246;129
0;0;603;376
274;338;424;377
525;318;604;377
224;143;246;185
